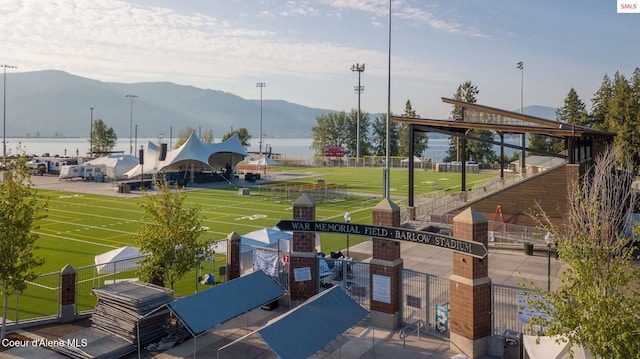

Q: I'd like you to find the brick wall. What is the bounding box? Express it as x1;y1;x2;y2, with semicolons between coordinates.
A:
451;164;579;227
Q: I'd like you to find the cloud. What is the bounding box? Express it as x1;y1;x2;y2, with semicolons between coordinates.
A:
0;0;452;99
317;0;488;38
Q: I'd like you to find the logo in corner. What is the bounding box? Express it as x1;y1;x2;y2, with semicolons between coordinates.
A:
618;0;640;13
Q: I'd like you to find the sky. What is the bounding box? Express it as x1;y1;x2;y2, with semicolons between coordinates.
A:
2;0;639;120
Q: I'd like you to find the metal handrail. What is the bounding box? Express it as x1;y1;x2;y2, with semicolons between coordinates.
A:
399;318;424;347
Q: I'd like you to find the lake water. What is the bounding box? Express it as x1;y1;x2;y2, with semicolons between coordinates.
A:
6;136;518;162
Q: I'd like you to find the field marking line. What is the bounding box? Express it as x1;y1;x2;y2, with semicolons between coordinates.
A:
41;218;135;235
33;231;119;249
47;201;143;216
48;208;139;222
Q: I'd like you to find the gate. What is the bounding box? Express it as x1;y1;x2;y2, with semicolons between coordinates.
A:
401;269;450;339
319;258;370;310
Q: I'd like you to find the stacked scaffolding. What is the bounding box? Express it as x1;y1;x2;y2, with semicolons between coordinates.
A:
260;182;349;203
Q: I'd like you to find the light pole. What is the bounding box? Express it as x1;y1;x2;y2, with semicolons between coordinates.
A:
2;64;17;166
384;0;391;199
256;82;266;154
126;94;137;155
544;232;554;292
517;61;525;175
351;63;365;167
344;212;351;258
89;107;94;157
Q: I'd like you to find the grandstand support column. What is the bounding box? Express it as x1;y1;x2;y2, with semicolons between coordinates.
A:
499;132;505;181
60;264;76;323
461;135;467;193
408;124;415;219
289;193;318;303
370;198;403;329
227;232;241;280
449;208;491;358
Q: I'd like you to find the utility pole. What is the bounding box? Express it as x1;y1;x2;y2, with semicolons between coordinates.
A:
517;61;525;175
89;106;94;157
384;0;392;199
351;63;365;167
126;94;137;155
2;64;17;166
256;82;266;154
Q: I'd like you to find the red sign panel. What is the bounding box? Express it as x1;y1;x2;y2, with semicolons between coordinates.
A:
324;145;345;157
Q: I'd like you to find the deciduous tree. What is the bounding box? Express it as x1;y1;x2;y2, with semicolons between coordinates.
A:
222;128;252;149
311;112;350;156
0;157;47;339
175;127;214;148
90;119;117;154
526;147;640;358
135;181;212;290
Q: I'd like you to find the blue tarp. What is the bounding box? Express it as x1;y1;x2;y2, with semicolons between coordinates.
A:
256;286;368;359
166;271;284;335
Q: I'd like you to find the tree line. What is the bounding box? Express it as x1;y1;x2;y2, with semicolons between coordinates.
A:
311;100;428;159
312;67;640;170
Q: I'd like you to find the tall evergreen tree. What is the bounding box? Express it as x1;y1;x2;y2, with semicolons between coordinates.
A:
590;74;613;130
347;109;371;157
445;82;479;161
371;113;399;157
556;88;589;126
398;100;428;157
445;81;495;166
606;71;640;168
530;88;589;154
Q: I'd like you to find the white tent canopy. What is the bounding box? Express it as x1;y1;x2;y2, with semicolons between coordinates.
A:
85;154;139;179
524;335;594;359
124;132;249;178
401;156;422;163
246;157;281;166
241;228;292;252
94;246;146;275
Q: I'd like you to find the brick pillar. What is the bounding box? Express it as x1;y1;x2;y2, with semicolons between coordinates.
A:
227;231;241;280
289;193;317;302
60;264;76;323
449;208;491;358
370;198;403;329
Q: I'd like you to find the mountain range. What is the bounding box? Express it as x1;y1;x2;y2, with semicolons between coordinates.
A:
3;70;556;139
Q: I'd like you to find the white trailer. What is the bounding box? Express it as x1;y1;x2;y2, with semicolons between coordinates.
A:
81;164;106;180
59;165;82;179
59;164;107;180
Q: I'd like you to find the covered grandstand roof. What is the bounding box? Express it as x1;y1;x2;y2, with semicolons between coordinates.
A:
124;132;248;178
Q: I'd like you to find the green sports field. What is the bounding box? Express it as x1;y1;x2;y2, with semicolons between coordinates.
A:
34;166;494;273
0;166;498;320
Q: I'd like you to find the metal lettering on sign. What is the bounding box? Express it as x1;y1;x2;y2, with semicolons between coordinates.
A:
275;220;488;258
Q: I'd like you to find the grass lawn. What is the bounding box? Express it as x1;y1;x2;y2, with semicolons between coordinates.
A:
34;166;494;273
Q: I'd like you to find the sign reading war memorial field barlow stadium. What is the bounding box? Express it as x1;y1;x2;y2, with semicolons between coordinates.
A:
275;220;488;259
